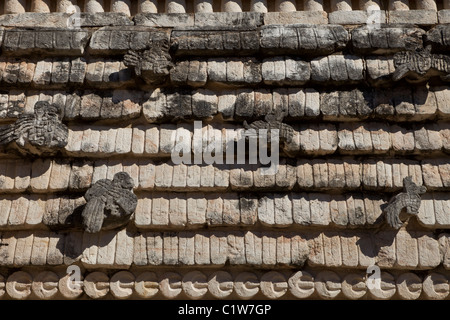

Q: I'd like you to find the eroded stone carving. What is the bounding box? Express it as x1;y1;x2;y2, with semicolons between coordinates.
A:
81;172;137;233
123;39;173;84
0;101;68;156
243;107;294;155
393;45;450;82
384;176;426;229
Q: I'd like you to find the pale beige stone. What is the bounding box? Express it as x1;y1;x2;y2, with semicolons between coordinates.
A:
6;271;32;300
30;159;53;192
315;271;341;300
32;271;59;300
182;271;208;299
84;272;110;299
288;271;314;298
195;232;210;265
135;272;158;298
234;272;259;299
5;0;26;13
260;271;288;299
208;271;233;298
31;0;51;12
342;273;367;300
396;273;422;300
159;272;182;298
178;231;195;265
110;271;134;299
13;232;33;266
115;229;134;267
422;273;449;300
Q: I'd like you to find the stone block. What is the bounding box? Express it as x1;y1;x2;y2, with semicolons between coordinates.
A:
194;12;263;28
263;11;328;25
135;13;194;27
329;10;386;25
388;10;437;25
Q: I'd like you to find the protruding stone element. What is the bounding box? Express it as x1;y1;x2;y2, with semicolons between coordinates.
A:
393;46;450;83
368;272;396;299
288;271;314;298
423;273;449;300
208;271;233;298
84;272;109;299
111;0;131;15
234;272;259;299
0;101;68;156
315;271;341;299
389;0;409;10
81;172;137;233
58;272;84;299
260;271;288;299
85;0;105;12
135;272;159;298
384;176;426;229
182;271;208;299
341;273;367;300
124;39;173;84
6;271;32;300
396;273;422;300
159;272;182;299
110;271;135;299
139;0;158;12
166;0;187;13
32;271;59;300
5;0;27;13
31;0;51;12
243;107;294;156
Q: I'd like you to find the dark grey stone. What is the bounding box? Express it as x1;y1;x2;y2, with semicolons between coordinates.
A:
81;172;137;233
123;38;173;85
384;176;426;229
0;101;68;156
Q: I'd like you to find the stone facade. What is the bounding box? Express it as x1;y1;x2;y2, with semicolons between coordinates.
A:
0;0;449;301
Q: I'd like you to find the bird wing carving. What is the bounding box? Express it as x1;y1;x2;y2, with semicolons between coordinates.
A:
384;194;405;229
82;179;112;233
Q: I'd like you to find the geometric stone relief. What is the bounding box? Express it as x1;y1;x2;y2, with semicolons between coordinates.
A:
123;39;173;85
0;101;68;156
393;45;450;83
1;269;449;300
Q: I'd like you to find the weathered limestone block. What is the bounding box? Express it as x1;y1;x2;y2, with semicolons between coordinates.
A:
366;56;395;86
329;10;386;25
2;29;90;56
352;25;425;54
172;29;259;56
388;10;437;25
260;24;348;56
194;12;263;28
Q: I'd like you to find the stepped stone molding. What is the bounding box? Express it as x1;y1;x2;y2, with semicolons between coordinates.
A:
0;229;446;270
0;158;448;194
0;191;449;230
0;55;448;89
1;87;449;123
0;269;449;300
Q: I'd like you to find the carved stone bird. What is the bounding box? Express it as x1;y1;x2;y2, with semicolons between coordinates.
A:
123;39;173;84
393;45;450;82
384;176;427;229
81;172;138;233
0;101;68;156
